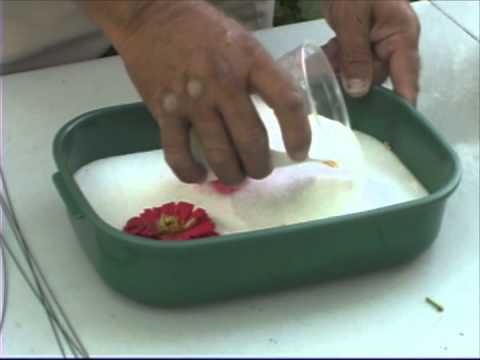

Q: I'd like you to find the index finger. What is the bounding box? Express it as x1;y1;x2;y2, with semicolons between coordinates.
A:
248;50;312;162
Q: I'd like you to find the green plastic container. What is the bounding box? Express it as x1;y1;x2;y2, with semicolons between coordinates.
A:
52;87;461;307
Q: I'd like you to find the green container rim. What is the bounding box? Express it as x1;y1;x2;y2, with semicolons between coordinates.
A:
53;87;462;250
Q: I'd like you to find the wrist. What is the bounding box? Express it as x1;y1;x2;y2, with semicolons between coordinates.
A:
78;0;205;46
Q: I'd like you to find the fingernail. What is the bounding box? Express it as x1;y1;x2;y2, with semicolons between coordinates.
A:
341;76;370;97
291;149;309;162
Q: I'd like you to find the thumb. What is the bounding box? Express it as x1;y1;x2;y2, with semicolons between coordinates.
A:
321;38;341;74
335;8;373;97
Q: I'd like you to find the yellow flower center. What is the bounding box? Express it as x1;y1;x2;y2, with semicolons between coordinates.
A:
156;215;197;234
156;215;184;234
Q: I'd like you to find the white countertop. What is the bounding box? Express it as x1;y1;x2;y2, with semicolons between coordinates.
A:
2;1;479;357
432;0;480;40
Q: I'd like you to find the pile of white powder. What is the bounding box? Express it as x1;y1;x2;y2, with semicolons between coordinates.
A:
74;99;428;235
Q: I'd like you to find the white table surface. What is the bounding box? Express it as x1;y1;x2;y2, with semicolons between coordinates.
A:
2;1;479;357
432;0;480;40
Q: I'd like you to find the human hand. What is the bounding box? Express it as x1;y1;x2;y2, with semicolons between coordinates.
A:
320;0;421;104
81;0;311;185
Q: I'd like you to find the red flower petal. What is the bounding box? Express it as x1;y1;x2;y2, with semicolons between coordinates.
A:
161;202;176;216
123;202;219;241
175;201;194;222
210;180;243;194
191;207;207;219
180;220;216;239
123;216;157;238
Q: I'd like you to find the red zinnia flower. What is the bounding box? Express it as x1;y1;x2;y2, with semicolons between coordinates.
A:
124;201;218;241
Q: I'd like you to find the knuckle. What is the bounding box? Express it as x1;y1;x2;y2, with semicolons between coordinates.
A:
342;45;372;65
236;127;269;154
233;30;262;56
206;148;232;168
209;62;245;98
150;88;186;118
209;53;243;86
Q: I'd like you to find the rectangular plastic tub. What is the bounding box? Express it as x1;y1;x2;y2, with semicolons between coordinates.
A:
52;87;461;307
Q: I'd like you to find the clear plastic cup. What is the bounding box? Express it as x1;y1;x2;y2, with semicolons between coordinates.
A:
191;42;352;182
274;41;350;128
